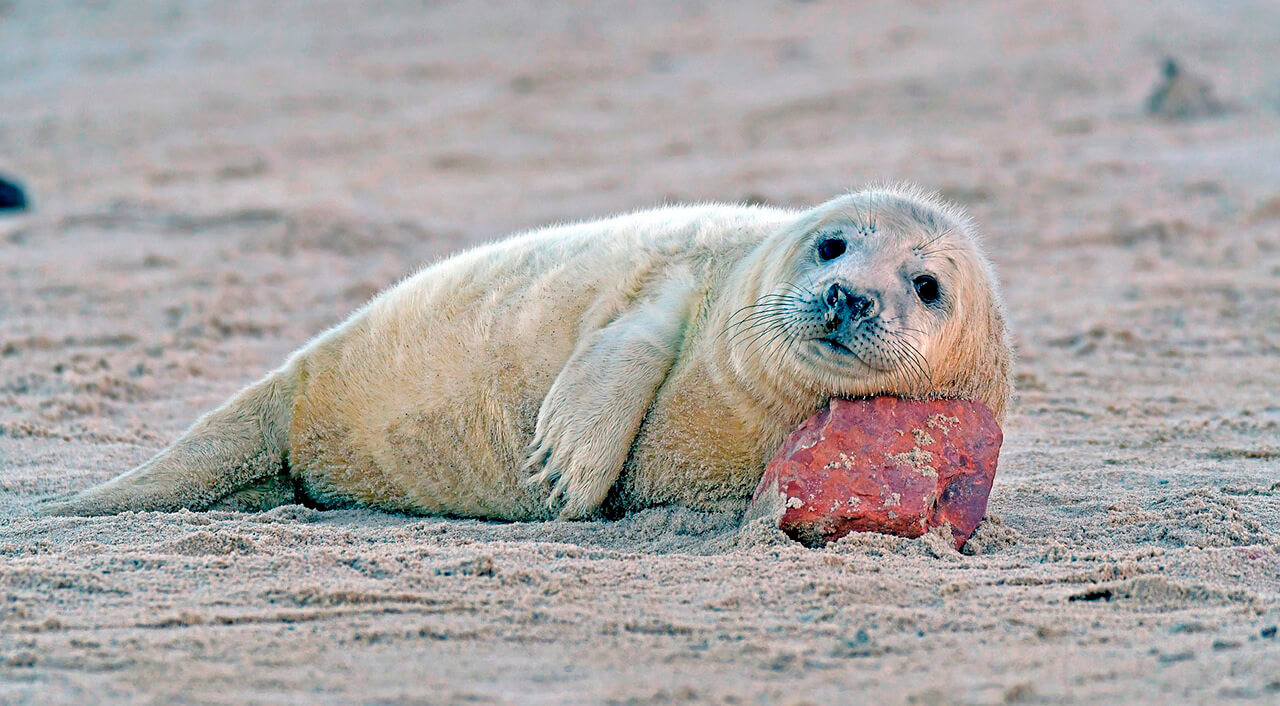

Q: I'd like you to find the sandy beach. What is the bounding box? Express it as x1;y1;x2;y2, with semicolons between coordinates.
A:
2;0;1279;702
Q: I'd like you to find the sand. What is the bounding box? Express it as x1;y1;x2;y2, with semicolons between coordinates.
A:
2;0;1279;703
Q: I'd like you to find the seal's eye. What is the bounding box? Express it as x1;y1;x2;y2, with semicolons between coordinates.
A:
913;275;940;304
817;238;846;261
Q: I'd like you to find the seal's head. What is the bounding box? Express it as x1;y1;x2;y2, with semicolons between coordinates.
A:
727;185;1013;420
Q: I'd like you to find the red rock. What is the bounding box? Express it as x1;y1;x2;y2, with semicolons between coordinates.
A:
746;397;1003;550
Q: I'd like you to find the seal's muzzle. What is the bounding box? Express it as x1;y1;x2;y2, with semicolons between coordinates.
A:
822;283;876;332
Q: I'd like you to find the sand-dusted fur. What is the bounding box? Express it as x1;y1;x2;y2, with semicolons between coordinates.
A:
46;185;1012;520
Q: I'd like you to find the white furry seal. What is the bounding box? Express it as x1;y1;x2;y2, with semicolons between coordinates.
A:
46;186;1012;520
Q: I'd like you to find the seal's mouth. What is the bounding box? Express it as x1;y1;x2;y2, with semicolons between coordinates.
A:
814;337;853;355
808;335;897;374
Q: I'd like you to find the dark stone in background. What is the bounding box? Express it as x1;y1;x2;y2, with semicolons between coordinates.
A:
0;176;28;211
1146;57;1226;120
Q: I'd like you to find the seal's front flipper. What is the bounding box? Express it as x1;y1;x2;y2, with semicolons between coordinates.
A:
524;271;696;519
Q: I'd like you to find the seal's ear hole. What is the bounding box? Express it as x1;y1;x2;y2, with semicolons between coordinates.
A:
817;238;846;261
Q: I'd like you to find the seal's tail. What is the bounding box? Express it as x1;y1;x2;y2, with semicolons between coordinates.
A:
43;369;296;516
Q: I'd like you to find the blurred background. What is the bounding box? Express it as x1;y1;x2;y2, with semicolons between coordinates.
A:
4;1;1277;227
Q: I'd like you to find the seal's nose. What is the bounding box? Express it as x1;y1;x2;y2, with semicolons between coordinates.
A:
823;284;875;331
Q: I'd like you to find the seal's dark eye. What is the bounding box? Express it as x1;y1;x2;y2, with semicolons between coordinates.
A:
913;275;940;304
817;238;846;261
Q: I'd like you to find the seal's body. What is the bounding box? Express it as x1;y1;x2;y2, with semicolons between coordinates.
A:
47;187;1013;520
291;205;777;520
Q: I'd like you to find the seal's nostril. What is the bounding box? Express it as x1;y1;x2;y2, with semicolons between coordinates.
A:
848;295;873;319
825;283;843;308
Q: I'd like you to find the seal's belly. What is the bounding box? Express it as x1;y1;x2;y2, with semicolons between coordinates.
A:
284;284;571;520
289;399;547;519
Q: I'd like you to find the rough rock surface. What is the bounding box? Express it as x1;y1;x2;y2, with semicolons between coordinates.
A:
747;397;1003;550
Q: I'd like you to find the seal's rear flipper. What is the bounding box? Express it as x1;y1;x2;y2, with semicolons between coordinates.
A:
42;370;296;516
208;471;300;512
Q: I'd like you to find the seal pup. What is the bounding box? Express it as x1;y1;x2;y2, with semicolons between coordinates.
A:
46;185;1012;520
